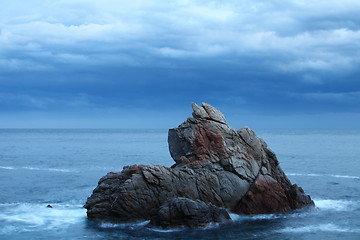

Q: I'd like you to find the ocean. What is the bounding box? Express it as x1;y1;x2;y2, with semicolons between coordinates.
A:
0;129;359;240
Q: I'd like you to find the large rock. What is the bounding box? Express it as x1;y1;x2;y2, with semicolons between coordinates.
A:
84;103;314;224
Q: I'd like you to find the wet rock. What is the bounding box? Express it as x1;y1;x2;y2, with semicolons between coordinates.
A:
84;103;314;224
150;197;231;228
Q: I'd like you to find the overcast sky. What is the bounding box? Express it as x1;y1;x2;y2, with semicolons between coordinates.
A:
1;0;360;129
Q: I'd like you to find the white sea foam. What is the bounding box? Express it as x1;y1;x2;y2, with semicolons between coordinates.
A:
229;213;242;221
22;166;77;173
0;166;15;170
147;227;184;233
230;213;285;222
0;166;77;173
330;174;360;180
99;221;149;229
287;173;360;180
314;199;358;211
278;223;358;233
0;203;86;233
287;173;322;177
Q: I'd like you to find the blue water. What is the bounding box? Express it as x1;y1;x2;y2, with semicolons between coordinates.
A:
0;129;359;240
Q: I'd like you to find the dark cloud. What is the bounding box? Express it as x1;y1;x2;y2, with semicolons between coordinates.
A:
1;0;360;128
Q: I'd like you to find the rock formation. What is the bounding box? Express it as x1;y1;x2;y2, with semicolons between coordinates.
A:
84;103;314;226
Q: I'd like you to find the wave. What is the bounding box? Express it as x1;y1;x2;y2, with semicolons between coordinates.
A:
98;221;188;233
0;203;86;234
0;166;16;170
99;221;149;230
228;198;359;223
0;165;116;173
22;166;77;173
147;227;185;233
287;173;360;180
230;213;284;222
0;166;78;173
314;199;359;212
278;223;359;233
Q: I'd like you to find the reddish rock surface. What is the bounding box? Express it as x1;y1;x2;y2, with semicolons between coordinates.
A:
84;103;314;225
234;175;291;214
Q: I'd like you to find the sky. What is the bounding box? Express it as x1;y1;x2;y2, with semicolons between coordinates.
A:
1;0;360;129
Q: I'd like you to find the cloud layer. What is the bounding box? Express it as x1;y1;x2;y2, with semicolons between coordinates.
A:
1;0;360;128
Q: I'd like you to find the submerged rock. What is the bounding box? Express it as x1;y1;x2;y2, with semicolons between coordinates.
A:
84;103;314;226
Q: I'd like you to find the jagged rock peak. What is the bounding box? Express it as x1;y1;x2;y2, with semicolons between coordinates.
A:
191;102;227;124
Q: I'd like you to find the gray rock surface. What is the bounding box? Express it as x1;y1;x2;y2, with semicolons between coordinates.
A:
150;197;231;228
84;103;314;225
192;102;226;124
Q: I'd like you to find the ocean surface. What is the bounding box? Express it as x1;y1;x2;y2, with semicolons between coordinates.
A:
0;129;360;240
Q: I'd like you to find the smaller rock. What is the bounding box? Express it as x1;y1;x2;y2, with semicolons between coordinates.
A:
289;184;314;209
192;103;209;119
202;103;227;124
46;204;53;208
192;103;227;124
150;197;231;228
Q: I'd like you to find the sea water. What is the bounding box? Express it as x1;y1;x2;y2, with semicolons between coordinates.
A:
0;129;359;240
